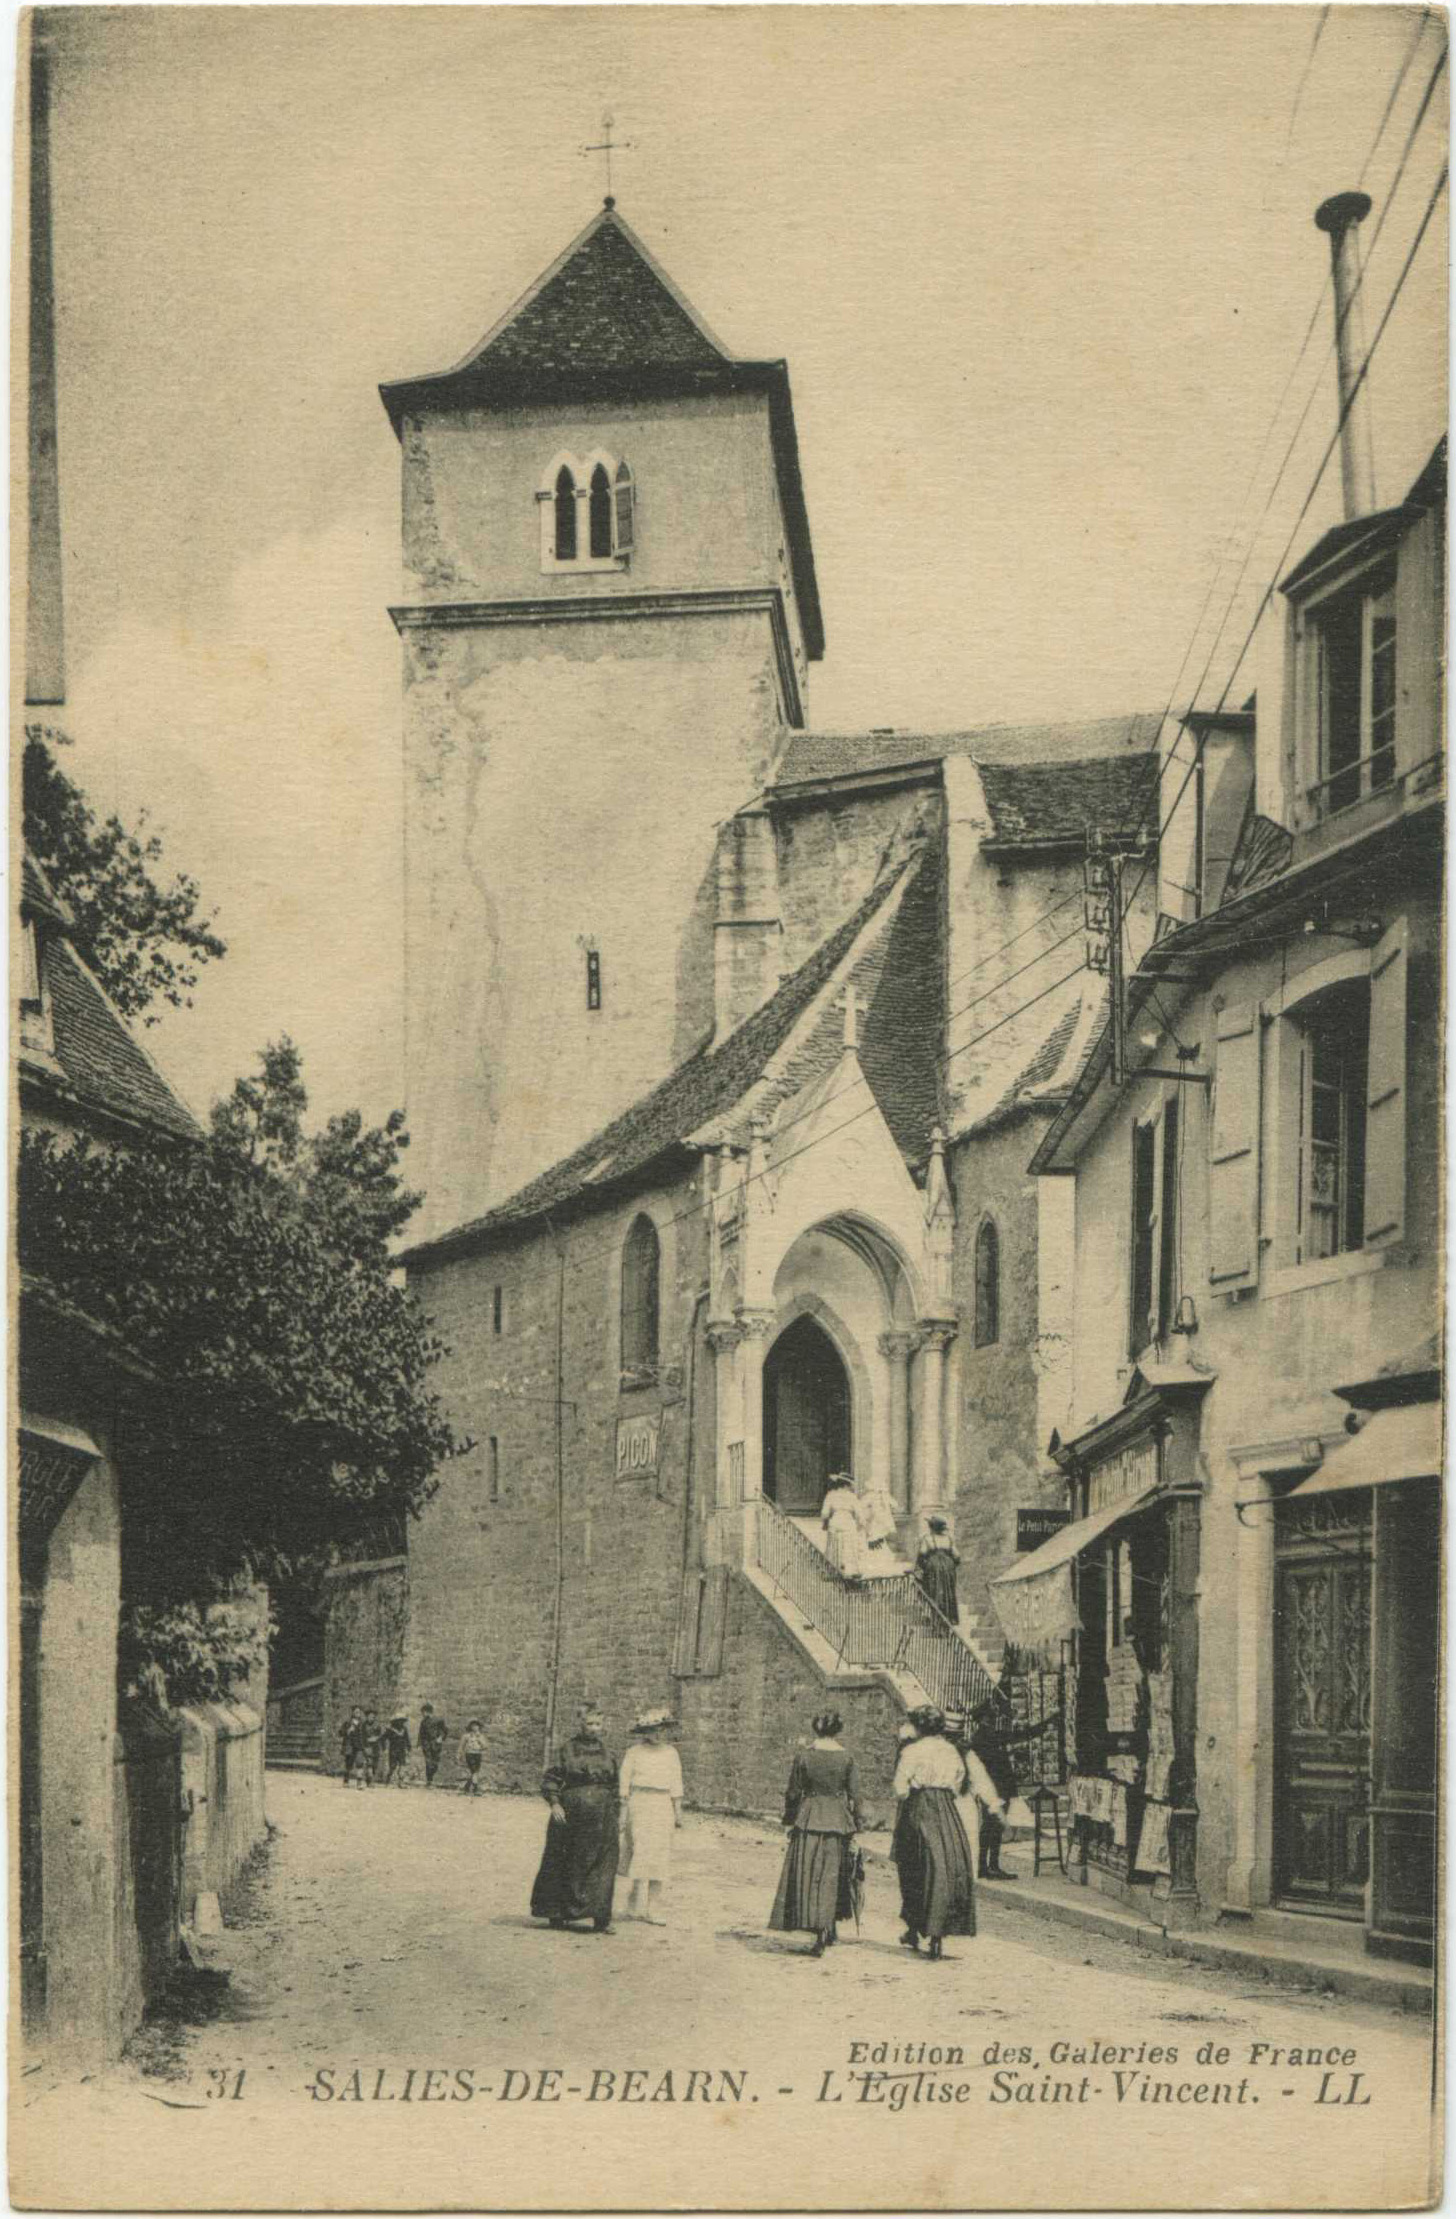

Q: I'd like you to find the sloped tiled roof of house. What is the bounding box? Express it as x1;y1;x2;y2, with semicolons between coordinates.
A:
404;845;940;1264
953;983;1107;1139
772;712;1162;790
41;940;202;1139
977;753;1158;846
21;854;201;1142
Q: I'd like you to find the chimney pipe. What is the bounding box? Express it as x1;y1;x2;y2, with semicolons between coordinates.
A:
1315;191;1377;520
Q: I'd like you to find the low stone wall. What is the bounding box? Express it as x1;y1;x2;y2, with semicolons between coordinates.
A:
176;1701;267;1917
111;1702;183;2051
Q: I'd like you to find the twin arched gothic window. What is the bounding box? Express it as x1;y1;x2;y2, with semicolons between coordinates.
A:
974;1218;1000;1348
621;1212;661;1378
542;454;634;572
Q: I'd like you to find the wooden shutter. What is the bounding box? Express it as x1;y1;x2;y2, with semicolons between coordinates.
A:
695;1567;728;1677
1363;919;1408;1247
672;1568;728;1678
613;465;634;553
1208;1001;1260;1288
673;1574;704;1678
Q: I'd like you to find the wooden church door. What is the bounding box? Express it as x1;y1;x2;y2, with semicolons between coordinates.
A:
763;1316;851;1515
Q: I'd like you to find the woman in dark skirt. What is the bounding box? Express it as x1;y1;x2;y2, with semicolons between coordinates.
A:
530;1704;620;1933
769;1711;863;1958
892;1704;1002;1960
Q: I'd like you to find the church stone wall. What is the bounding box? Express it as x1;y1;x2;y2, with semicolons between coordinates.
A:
949;1117;1064;1637
677;1577;904;1826
402;392;797;647
401;1168;712;1789
402;612;784;1238
770;787;939;977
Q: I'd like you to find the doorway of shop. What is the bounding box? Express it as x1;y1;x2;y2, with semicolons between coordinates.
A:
1272;1487;1373;1915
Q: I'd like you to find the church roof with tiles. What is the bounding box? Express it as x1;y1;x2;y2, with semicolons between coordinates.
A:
771;712;1162;793
403;843;943;1266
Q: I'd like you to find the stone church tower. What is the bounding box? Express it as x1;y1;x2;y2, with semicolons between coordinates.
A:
380;203;823;1236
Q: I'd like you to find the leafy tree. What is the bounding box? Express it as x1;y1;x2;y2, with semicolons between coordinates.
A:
22;723;225;1022
211;1037;421;1265
19;1114;459;1624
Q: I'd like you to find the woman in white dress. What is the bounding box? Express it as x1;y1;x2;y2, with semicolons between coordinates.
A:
618;1706;684;1925
859;1479;900;1570
820;1473;869;1581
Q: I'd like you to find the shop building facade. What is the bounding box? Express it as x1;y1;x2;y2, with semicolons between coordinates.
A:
1010;436;1444;1962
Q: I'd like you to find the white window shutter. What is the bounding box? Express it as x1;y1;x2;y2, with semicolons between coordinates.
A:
1364;918;1408;1246
613;465;634;553
1208;1001;1259;1288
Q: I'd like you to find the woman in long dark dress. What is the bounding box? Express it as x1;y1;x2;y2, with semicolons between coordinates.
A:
769;1711;863;1958
529;1704;620;1933
892;1704;1001;1960
915;1517;961;1624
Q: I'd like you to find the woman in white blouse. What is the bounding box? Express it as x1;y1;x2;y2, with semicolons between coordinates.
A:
891;1705;1003;1959
617;1707;684;1925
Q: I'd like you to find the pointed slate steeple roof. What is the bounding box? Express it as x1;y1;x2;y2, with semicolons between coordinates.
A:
442;203;731;382
380;204;824;658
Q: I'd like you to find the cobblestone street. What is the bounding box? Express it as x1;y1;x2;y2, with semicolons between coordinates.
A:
16;1773;1438;2209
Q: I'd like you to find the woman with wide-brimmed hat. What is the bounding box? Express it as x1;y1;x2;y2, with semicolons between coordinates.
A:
768;1710;863;1957
892;1704;1001;1960
529;1702;621;1934
618;1706;684;1925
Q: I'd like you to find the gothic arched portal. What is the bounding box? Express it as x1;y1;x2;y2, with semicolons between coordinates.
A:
763;1314;851;1515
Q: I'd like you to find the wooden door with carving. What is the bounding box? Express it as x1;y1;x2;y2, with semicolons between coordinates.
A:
1273;1489;1373;1915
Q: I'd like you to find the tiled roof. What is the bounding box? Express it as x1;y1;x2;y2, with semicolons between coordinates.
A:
1221;802;1294;903
30;936;201;1140
977;754;1158;846
449;211;727;381
953;984;1101;1138
772;713;1162;790
405;852;929;1263
22;852;73;929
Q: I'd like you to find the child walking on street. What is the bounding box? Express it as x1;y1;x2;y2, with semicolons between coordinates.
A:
460;1718;485;1794
382;1712;412;1785
339;1706;368;1788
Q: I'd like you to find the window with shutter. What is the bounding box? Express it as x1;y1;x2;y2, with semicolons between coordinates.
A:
1363;920;1408;1246
1208;1002;1260;1289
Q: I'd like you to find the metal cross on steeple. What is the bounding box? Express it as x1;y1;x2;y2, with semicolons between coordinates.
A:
581;111;634;206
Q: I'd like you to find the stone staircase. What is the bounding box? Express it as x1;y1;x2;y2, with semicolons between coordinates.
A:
265;1676;325;1772
752;1496;1006;1722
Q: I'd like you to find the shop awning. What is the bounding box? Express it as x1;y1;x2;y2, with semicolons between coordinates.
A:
989;1486;1161;1657
1287;1402;1443;1499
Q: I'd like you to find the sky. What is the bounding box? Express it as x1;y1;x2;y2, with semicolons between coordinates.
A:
34;4;1448;1132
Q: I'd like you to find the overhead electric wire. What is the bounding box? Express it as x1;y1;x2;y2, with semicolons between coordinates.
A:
421;23;1448;1317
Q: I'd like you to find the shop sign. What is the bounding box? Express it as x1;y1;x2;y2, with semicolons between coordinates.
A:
615;1413;660;1481
1016;1506;1071;1551
1088;1434;1160;1514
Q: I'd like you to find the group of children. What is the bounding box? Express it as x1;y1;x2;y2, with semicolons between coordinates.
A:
337;1703;487;1792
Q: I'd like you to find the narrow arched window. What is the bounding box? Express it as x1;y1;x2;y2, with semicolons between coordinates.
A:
975;1219;1000;1347
621;1213;661;1376
589;463;613;560
554;465;577;562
